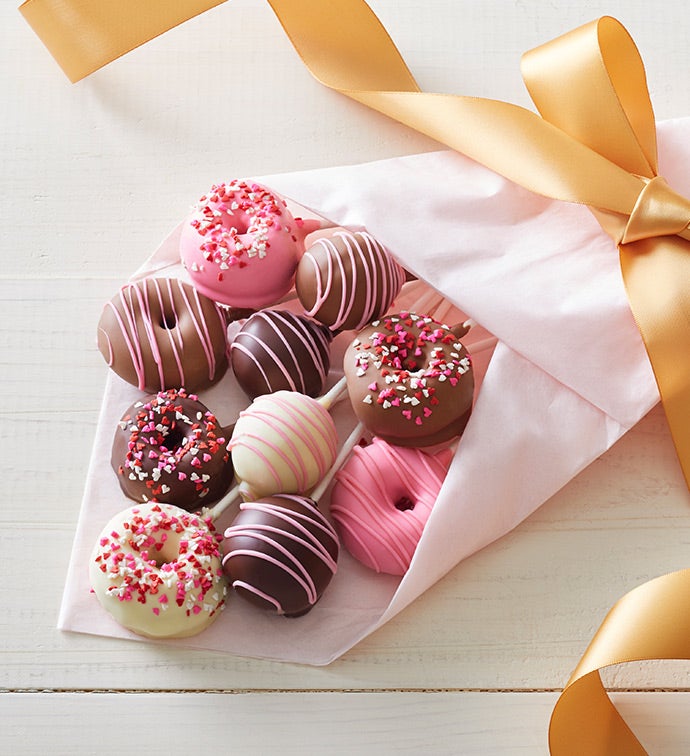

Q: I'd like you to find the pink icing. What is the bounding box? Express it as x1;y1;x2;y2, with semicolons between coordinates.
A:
179;181;320;308
329;438;453;575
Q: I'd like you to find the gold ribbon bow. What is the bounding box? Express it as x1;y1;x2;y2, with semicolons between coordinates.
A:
18;2;690;753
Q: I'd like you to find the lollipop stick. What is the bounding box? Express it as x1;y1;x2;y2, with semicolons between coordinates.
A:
318;375;348;409
466;334;498;354
205;481;242;521
311;422;366;502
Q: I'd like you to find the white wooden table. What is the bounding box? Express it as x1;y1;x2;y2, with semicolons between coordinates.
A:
3;1;690;753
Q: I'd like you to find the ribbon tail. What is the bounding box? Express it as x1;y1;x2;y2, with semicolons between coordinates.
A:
620;236;690;489
549;671;647;756
549;567;690;755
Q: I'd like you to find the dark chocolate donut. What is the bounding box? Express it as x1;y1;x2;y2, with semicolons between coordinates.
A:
221;494;339;617
230;309;332;398
343;312;474;447
97;277;229;392
112;388;234;512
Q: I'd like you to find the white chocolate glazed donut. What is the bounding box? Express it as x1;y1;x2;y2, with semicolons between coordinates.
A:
90;502;226;638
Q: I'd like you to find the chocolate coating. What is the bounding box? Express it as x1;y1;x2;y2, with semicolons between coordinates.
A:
231;309;333;398
344;312;474;447
221;494;339;617
295;230;406;332
97;277;229;392
112;389;235;512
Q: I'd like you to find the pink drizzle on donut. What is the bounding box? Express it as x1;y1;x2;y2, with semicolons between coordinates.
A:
330;438;452;575
231;310;331;393
101;278;227;391
301;231;406;331
222;495;338;613
229;393;337;492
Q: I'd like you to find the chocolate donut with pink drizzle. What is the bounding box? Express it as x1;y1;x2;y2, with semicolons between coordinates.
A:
230;309;333;398
295;230;406;332
97;277;229;392
221;494;339;616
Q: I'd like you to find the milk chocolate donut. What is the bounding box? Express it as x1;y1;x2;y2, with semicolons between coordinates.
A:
295;230;406;332
112;389;235;512
343;312;474;447
230;309;333;398
97;277;229;392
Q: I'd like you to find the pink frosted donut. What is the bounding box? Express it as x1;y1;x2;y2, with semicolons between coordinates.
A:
180;181;320;308
329;438;453;575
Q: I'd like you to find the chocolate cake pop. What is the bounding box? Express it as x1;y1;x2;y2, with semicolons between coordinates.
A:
221;493;339;617
230;309;333;398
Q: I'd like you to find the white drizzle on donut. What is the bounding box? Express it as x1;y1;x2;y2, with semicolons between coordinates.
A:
350;312;472;428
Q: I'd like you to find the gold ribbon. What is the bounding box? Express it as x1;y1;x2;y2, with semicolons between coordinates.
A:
18;2;690;752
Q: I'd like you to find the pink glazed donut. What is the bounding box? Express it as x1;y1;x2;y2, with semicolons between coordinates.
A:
329;438;453;575
180;181;320;309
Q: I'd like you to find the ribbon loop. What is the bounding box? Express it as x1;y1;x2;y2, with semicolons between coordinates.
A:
621;177;690;245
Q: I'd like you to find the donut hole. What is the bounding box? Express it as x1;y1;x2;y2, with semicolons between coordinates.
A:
160;423;188;452
394;496;415;512
159;310;178;330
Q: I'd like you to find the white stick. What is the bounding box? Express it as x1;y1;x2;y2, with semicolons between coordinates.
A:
466;335;498;354
318;375;348;410
311;422;366;502
205;481;242;521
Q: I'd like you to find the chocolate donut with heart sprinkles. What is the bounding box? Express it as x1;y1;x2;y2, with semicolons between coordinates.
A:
343;312;474;447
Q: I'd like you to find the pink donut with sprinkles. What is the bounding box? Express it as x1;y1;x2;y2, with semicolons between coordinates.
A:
111;388;235;512
343;312;474;447
179;180;320;309
90;502;226;638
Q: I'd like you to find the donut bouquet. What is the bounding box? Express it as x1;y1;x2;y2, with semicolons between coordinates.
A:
60;150;658;662
86;178;483;642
